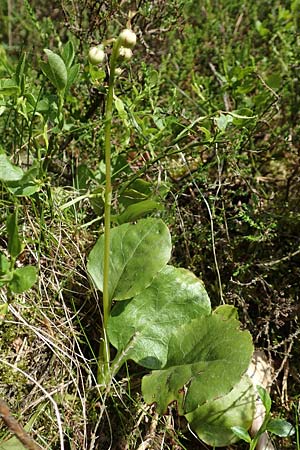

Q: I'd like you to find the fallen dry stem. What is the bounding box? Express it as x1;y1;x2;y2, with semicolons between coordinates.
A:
0;399;43;450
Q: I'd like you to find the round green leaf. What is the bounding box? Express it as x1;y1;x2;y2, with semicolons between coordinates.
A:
185;375;255;447
142;313;253;415
9;266;37;294
108;265;211;369
87;218;171;301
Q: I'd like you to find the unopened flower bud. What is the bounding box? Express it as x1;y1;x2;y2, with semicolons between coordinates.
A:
115;67;123;76
118;46;133;60
119;29;137;49
88;46;105;65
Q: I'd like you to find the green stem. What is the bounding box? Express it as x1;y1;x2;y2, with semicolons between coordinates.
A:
97;38;122;385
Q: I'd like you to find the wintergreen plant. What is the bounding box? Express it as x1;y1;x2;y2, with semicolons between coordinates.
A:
86;28;256;447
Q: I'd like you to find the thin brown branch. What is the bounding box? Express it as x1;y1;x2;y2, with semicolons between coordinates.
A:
0;399;43;450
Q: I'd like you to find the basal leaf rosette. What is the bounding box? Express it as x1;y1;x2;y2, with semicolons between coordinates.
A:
87;218;172;301
108;265;211;369
142;312;253;416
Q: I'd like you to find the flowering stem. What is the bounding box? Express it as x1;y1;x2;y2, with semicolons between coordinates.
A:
97;37;122;386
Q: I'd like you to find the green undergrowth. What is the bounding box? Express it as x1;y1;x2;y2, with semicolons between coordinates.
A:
0;0;299;449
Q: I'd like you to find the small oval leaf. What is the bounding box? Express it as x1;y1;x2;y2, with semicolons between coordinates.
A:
42;49;68;91
116;200;163;224
267;419;295;437
257;385;272;414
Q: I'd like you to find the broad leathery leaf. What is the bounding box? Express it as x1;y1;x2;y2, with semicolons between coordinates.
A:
108;265;211;369
9;266;37;293
0;154;24;181
42;49;68;91
142;312;253;415
87;218;171;301
267;418;295;437
186;375;255;447
6;212;22;259
116;200;163;225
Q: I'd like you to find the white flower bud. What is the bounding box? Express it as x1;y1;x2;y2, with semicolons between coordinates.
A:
119;29;137;49
115;67;123;76
88;46;105;65
118;46;133;60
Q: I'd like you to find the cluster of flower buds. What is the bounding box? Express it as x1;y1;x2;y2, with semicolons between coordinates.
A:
88;29;137;66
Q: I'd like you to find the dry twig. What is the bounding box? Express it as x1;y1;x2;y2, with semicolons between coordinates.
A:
0;399;43;450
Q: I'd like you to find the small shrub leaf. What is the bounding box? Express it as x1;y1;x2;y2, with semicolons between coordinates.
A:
6;165;40;196
0;253;9;275
213;304;239;320
61;41;75;68
257;385;272;414
42;49;68;91
267;419;295;437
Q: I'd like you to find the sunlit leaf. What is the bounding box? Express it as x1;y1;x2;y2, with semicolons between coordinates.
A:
142;312;253;415
87;218;171;301
185;375;255;447
41;49;68;91
108;265;211;369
